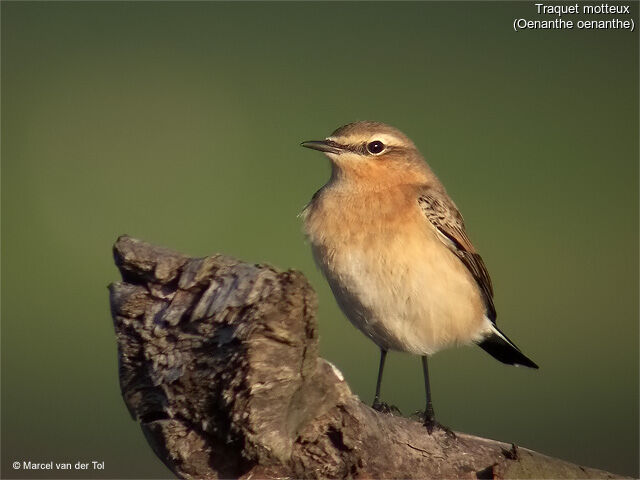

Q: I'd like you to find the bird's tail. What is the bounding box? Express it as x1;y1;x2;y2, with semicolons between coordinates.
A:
477;325;539;369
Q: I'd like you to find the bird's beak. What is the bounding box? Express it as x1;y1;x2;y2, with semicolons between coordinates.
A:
301;140;343;154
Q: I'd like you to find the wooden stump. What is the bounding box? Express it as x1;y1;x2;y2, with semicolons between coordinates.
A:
108;236;625;479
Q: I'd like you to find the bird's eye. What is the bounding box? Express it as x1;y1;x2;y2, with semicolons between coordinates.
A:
366;141;385;155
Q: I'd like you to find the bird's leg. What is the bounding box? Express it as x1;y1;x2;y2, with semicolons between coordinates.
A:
421;356;455;437
372;349;386;407
421;355;436;429
372;350;400;415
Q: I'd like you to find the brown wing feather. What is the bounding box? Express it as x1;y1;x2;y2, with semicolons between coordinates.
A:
418;192;496;322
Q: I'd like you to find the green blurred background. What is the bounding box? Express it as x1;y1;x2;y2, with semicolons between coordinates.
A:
2;2;638;478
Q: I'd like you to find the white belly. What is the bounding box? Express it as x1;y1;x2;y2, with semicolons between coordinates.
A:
311;229;487;355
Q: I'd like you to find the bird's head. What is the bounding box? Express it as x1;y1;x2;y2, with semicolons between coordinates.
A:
301;121;432;189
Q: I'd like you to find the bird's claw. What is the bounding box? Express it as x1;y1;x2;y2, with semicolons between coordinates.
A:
372;400;401;415
425;420;456;438
413;411;457;438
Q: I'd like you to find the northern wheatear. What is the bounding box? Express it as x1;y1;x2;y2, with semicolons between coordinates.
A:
300;121;538;433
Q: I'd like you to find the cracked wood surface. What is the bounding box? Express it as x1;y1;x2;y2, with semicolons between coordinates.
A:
108;236;626;479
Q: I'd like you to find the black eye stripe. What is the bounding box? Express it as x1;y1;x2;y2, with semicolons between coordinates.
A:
324;140;343;150
326;140;398;155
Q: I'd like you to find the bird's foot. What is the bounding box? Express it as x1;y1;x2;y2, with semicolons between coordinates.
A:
413;411;457;438
425;419;456;438
372;399;401;415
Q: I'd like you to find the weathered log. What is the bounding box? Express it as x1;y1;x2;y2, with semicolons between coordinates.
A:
108;236;625;479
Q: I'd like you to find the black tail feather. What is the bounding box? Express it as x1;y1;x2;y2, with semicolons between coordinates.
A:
477;328;539;369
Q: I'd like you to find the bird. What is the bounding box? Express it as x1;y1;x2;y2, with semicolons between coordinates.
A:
300;121;538;433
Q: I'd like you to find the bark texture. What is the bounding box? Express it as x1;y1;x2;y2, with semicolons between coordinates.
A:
109;236;625;480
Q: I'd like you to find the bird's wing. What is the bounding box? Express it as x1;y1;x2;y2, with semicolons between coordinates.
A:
418;191;496;322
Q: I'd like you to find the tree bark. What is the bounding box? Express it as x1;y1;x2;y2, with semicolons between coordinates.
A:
108;236;626;480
